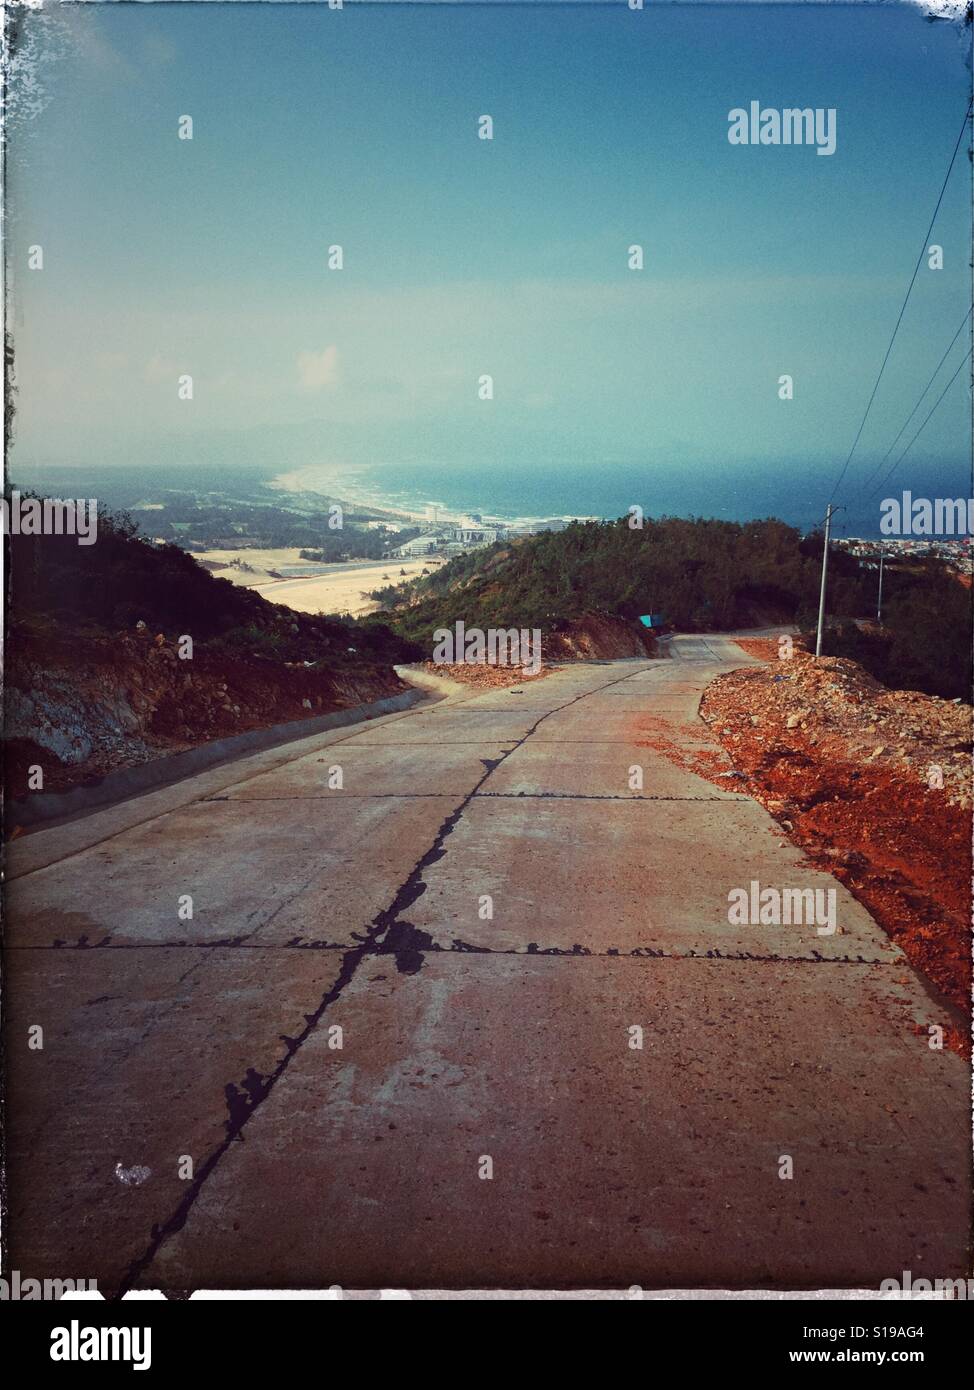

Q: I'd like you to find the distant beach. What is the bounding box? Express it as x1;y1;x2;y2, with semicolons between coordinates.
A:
273;458;974;542
272;465;435;525
271;464;595;532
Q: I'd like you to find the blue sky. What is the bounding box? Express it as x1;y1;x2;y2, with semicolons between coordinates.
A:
7;1;972;527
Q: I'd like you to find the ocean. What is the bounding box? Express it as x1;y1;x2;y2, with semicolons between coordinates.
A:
360;458;970;539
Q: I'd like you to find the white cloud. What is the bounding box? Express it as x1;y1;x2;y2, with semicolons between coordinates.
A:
144;354;179;385
296;346;341;392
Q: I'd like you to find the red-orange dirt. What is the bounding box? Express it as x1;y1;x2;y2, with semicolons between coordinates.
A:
421;660;552;690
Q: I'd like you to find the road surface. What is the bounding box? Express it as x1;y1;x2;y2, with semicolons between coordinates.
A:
5;635;968;1294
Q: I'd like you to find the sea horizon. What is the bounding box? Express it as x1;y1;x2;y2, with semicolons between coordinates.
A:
279;456;972;540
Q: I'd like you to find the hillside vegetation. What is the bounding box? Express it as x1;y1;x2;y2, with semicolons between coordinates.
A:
371;517;971;699
7;507;419;668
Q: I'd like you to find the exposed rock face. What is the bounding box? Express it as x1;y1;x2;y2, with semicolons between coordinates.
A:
545;612;657;660
4;620;406;795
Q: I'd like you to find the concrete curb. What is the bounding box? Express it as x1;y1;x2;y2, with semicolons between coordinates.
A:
9;687;426;829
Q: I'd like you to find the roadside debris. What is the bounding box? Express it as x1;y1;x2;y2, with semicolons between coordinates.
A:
421;660;552;690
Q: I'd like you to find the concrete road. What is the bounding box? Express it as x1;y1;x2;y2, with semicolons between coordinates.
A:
4;635;969;1294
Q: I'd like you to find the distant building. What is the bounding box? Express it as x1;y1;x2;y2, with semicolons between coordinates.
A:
456;517;505;544
398;535;440;557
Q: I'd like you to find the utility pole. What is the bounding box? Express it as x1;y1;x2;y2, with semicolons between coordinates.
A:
815;503;838;659
876;544;885;625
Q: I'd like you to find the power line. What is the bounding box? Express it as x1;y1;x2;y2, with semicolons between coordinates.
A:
857;305;973;497
868;345;972;499
828;95;973;505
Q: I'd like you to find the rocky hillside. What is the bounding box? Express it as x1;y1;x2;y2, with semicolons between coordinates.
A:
539;610;653;659
4;618;408;796
3;505;420;798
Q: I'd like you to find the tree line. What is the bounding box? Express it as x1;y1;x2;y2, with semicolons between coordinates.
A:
368;516;971;699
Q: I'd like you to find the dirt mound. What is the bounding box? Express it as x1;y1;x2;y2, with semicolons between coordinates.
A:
420;661;552;691
721;641;971;808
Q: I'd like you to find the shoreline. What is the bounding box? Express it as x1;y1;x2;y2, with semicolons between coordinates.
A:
270;464;598;532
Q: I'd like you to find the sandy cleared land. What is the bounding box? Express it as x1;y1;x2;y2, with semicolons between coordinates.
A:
196;549;441;616
195;548;317;587
256;559;440;616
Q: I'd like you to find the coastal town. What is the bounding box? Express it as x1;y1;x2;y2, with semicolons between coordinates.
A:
836;533;972;577
385;505;570;560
